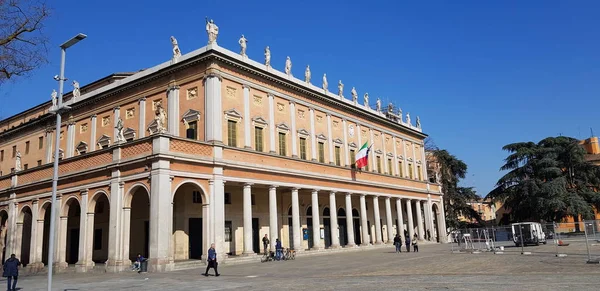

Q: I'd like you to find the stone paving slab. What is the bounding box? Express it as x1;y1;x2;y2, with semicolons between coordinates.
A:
7;243;600;290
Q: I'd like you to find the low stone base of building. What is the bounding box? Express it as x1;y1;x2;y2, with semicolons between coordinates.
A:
148;258;174;272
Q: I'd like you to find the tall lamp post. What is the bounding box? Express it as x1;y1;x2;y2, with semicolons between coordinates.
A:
47;33;86;291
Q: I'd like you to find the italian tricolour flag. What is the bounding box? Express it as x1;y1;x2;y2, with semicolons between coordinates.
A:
355;142;372;169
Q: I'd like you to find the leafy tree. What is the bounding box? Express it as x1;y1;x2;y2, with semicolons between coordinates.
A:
0;0;50;82
487;136;600;223
428;145;481;230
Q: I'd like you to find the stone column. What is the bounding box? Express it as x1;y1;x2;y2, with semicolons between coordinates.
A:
311;190;321;250
291;188;301;251
415;200;424;240
167;83;180;135
212;177;226;262
76;190;89;272
6;199;16;257
290;101;298;157
113;106;120;143
90;115;97;151
372;196;382;244
243;183;253;255
28;199;40;267
395;199;405;237
359;194;369;245
392;136;399;176
268;186;278;250
106;174;124;271
268;94;276;153
148;136;173;272
342;119;349;166
243;85;251;148
326;114;334;164
45;129;54;163
329;192;340;248
122;207;131;264
66;120;75;157
138;98;146;138
344;194;355;247
309;108;317;161
52;195;63;268
385;197;394;243
34;217;44;267
369;128;375;172
405;199;415;239
425;194;434;240
204;73;223;144
439;196;448;243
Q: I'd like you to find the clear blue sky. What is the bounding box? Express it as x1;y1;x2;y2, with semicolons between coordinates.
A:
1;0;599;195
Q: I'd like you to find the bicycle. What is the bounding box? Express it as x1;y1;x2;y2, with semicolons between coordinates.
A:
283;248;296;260
261;251;275;263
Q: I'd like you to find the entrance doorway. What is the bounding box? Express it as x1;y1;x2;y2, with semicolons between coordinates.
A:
323;208;331;248
352;209;361;245
189;218;202;259
337;208;347;246
252;218;259;253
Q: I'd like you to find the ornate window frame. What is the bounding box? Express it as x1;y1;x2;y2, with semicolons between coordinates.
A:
348;142;358;149
76;141;89;155
224;108;243;123
252;116;268;129
316;133;327;141
333;138;343;146
297;128;310;139
181;109;201;128
276;123;290;134
123;127;136;141
147;120;158;135
97;134;111;149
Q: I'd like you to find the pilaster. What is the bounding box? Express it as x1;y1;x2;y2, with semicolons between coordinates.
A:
212;174;226;262
6;195;16;257
45;129;54;163
66;118;75;158
76;189;91;272
90;114;97;151
290;101;298;157
106;172;124;272
268;186;278;250
381;133;387;174
405;199;415;239
385;197;394;244
242;183;253;255
392;136;399;176
204;73;223;144
138;98;146;138
268;93;276;153
326;113;334;164
243;85;251;148
309;108;317;161
415;200;424;240
395;199;405;237
369;128;375;172
291;188;301;250
167;83;180;135
342;119;349;166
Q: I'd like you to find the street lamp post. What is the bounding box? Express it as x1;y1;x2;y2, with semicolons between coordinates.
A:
47;33;86;291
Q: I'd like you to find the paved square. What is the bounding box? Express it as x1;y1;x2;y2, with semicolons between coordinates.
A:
9;243;600;290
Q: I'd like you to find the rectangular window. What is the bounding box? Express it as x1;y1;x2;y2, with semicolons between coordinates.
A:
399;161;403;177
334;146;341;166
0;150;3;162
94;229;102;250
25;141;30;154
192;191;202;203
255;127;264;152
37;160;42;166
39;136;44;149
186;121;198;140
299;137;307;160
225;192;232;204
278;133;286;156
377;156;382;173
387;159;393;175
225;221;232;242
318;142;325;163
350;149;356;168
409;164;414;179
417;165;422;180
227;120;237;147
23;164;28;170
12;146;16;158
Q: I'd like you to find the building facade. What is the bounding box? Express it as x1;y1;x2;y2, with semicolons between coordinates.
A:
0;28;446;272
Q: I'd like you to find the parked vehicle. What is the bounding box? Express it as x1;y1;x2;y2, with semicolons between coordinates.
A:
512;222;547;246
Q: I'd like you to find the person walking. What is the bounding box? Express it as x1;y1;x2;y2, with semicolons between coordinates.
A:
412;237;419;252
262;234;270;255
393;234;402;253
275;238;283;260
204;243;220;277
405;235;411;252
3;254;20;291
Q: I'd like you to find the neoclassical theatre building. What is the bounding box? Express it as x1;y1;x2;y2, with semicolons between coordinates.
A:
0;25;447;272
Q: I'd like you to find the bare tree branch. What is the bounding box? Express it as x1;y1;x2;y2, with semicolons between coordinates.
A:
0;0;50;83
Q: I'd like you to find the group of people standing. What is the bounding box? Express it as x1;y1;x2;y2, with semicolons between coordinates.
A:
393;232;419;253
262;234;286;260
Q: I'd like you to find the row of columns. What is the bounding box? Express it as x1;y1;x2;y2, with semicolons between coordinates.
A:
239;184;440;252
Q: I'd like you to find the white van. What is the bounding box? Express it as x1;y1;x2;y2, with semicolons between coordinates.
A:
512;222;547;246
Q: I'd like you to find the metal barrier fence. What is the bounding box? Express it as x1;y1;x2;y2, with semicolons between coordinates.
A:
450;221;600;263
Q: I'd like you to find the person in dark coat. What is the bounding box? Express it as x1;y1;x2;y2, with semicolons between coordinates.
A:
405;235;411;252
3;254;20;291
393;234;402;253
204;243;220;277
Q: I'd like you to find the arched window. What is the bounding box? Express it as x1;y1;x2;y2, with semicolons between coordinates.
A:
323;207;330;217
337;208;346;217
306;206;312;216
352;209;360;217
